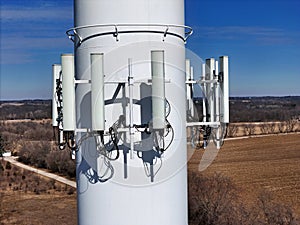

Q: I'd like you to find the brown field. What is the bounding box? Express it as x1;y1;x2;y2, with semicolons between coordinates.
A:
1;133;299;224
0;162;77;225
1;193;76;225
189;133;300;215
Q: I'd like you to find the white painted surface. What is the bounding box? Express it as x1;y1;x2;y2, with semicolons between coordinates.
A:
74;0;187;224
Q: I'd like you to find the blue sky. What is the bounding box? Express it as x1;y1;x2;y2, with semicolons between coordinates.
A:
1;0;299;100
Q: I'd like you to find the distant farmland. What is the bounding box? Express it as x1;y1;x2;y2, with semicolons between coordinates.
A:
1;134;299;224
1;97;300;223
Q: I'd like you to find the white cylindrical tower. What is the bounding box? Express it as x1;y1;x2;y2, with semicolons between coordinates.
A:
73;1;189;224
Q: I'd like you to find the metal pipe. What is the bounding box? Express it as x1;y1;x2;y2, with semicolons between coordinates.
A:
215;61;220;148
128;58;134;159
202;63;207;122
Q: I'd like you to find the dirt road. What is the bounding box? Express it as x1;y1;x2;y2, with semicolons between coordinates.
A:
3;156;76;188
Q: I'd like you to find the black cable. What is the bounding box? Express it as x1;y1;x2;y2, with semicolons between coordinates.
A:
108;127;120;160
52;126;57;143
164;125;174;151
165;99;171;117
97;157;114;182
67;135;77;150
153;131;164;154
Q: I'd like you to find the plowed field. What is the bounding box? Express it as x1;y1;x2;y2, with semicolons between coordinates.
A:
188;133;300;214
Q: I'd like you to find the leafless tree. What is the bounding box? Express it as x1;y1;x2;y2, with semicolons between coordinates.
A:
18;141;50;168
189;172;240;225
227;124;238;137
257;190;298;225
46;147;76;178
296;121;300;132
0;192;3;221
267;123;276;134
244;124;256;136
286;119;297;133
260;123;269;134
278;122;286;133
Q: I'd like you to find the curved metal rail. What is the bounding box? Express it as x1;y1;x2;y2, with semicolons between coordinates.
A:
66;23;193;44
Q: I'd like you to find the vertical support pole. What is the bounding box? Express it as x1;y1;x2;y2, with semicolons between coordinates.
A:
150;163;154;183
186;59;191;116
220;56;229;123
91;53;105;132
190;66;194;118
185;59;191;145
151;50;165;130
215;60;221;149
61;54;76;131
185;59;195;119
205;58;215;122
215;60;220;122
128;58;134;159
52;64;61;127
202;63;206;122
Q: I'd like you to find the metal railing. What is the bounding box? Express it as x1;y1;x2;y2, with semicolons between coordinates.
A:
66;23;193;44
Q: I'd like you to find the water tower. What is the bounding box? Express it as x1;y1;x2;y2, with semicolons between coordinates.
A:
52;0;229;224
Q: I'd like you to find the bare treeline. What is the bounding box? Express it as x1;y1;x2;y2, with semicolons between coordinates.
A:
0;120;53;155
0;120;53;141
2;97;300;122
193;96;300;123
0;120;76;178
226;119;300;138
189;171;299;225
228;96;300;122
0;160;75;195
0;100;51;120
18;142;76;178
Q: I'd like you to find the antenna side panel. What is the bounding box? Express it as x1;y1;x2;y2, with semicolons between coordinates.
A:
220;56;229;123
52;64;61;127
205;58;215;122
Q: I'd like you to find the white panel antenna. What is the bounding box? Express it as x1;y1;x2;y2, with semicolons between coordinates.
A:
205;58;215;122
151;50;166;130
220;56;229;123
91;53;105;131
186;56;229;149
61;54;76;131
